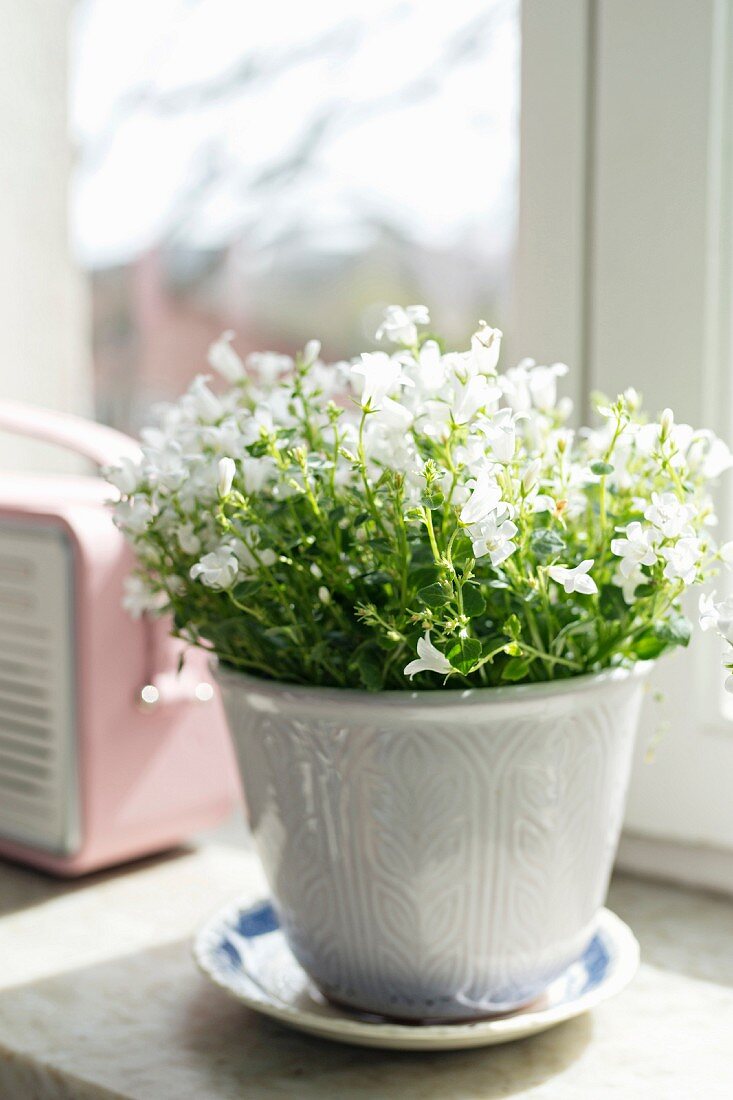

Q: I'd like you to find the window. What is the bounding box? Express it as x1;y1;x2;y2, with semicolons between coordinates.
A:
515;0;733;881
71;0;520;432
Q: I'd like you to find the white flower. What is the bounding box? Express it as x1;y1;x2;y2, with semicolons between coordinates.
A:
660;536;702;585
217;457;236;497
699;591;715;629
231;535;276;574
613;564;644;604
239;451;277;494
352;352;413;409
376;304;429;346
190;545;239;589
521;459;542;495
370;396;413;431
404;631;454;679
644;492;695;538
106;457;141;496
122;576;168;619
246;351;293;385
449;373;501;425
208;331;245;383
470;323;502;375
530;493;556;514
201;417;244;456
411;340;445;395
548;559;598;595
143;440;188;491
460;473;503;526
660;407;675;439
469;513;518;566
623;387;641;412
698;592;733;635
499;360;533;412
610;522;658;577
483;408;522;463
177;523;201;556
110;305;733;693
302;339;321;366
114;496;157;536
703;437;733;477
529;363;569;410
185;376;223;422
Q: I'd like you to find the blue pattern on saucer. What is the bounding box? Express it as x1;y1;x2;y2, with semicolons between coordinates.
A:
213;899;612;1011
235;900;280;939
195;899;639;1049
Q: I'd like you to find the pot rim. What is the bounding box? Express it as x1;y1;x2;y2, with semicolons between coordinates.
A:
213;658;653;713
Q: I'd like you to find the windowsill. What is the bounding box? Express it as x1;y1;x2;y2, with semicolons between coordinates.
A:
0;834;730;1098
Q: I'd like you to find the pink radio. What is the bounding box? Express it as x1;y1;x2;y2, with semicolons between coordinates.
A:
0;401;239;875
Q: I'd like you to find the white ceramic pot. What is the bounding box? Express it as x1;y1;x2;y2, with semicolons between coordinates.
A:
216;664;649;1021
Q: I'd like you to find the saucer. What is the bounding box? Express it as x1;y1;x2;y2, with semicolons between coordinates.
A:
194;899;639;1051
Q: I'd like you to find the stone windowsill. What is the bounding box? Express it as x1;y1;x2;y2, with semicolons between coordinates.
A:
0;825;731;1098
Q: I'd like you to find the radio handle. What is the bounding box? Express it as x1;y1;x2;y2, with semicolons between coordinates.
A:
0;400;141;468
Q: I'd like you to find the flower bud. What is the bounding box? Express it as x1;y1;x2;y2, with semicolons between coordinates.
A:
522;459;541;494
217;457;236;497
623;387;641;412
303;339;321;366
318;586;331;604
660;408;674;440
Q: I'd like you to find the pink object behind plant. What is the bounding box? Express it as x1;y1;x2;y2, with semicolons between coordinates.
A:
0;401;239;876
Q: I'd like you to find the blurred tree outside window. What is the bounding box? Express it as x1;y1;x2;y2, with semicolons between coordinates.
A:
71;0;520;432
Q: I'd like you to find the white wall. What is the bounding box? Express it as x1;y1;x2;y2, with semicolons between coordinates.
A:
0;0;90;472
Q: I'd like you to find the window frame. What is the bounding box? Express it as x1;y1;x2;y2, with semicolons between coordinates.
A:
514;0;733;884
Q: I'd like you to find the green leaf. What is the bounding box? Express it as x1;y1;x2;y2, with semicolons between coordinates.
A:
231;580;263;603
655;613;692;648
631;632;668;660
369;537;392;553
462;584;486;618
450;536;474;567
421;488;445;510
409;563;440;589
363;570;394;588
447;637;481;674
501;656;532;681
529;528;566;560
246;439;270;458
634;583;656;598
590;461;614;476
418;582;451;609
408;539;435;564
350;646;385;692
502;614;522;640
598;584;628;621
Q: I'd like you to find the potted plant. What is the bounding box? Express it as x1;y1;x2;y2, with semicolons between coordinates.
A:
110;306;733;1021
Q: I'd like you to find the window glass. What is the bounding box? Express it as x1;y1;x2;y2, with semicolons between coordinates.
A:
71;0;520;431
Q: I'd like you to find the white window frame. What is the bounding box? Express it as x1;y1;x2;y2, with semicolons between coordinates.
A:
514;0;733;891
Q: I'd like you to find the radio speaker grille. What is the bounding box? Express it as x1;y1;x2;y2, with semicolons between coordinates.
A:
0;523;78;853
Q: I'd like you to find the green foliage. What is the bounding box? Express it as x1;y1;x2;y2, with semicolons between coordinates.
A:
112;324;726;691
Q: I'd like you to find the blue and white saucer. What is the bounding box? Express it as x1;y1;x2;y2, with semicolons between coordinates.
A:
194;899;639;1051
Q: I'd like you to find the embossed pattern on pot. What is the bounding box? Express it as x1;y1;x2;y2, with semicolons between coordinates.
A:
218;666;648;1021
